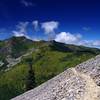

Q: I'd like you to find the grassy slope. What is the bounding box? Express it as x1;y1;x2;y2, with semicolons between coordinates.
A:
0;41;100;100
0;36;34;60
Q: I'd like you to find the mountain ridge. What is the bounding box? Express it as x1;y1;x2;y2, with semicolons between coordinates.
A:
0;36;100;100
12;55;100;100
0;36;100;71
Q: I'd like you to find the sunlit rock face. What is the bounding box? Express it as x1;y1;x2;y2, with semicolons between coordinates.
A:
12;55;100;100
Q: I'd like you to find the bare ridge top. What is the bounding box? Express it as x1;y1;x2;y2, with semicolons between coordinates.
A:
12;55;100;100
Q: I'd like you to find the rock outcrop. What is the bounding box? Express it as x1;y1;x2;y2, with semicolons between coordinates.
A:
12;55;100;100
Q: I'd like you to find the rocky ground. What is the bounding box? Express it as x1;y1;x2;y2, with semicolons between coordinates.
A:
12;55;100;100
3;48;37;72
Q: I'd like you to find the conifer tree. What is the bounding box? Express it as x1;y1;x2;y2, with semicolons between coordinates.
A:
25;57;36;91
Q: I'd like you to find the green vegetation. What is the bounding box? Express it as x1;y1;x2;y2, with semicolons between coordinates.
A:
0;38;100;100
11;37;34;58
25;57;36;91
0;36;34;60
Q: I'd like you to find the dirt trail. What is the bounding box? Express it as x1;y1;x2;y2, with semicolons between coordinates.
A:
72;68;100;100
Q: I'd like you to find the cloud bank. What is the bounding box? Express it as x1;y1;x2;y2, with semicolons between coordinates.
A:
55;32;81;44
55;32;100;48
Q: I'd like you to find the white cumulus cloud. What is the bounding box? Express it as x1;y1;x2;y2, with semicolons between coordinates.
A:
55;32;82;44
11;20;100;48
55;32;100;48
92;40;100;46
41;21;59;34
12;22;29;37
78;40;100;47
32;20;39;31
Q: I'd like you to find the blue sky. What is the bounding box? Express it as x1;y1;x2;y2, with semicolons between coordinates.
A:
0;0;100;47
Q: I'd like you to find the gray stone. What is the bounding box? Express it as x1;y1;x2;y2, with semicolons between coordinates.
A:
12;55;100;100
